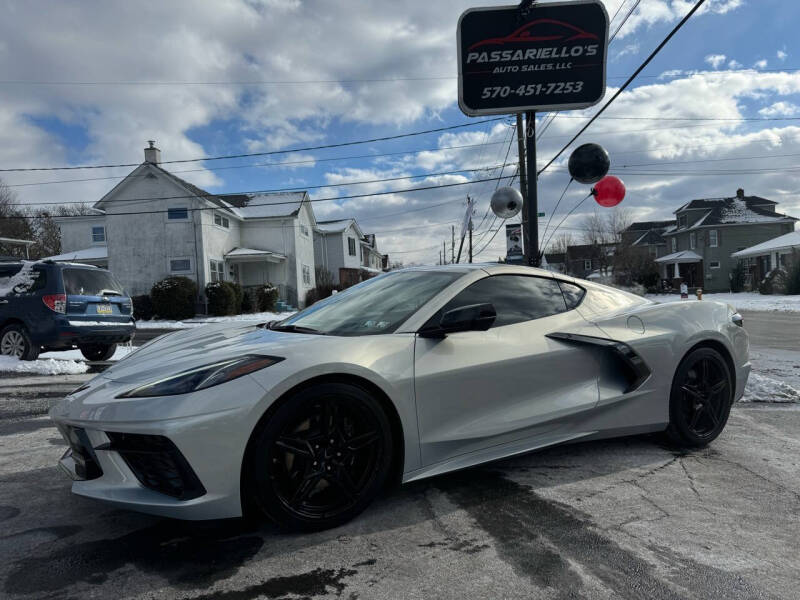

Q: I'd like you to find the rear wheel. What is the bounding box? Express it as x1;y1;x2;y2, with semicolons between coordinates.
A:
247;382;393;531
0;324;39;361
666;347;733;447
79;343;117;361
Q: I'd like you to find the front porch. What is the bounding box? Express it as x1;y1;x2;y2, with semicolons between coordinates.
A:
655;250;703;290
224;247;296;307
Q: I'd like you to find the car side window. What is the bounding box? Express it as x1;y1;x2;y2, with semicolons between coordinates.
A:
557;281;585;310
440;275;568;328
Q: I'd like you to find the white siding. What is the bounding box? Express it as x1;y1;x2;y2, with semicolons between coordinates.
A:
57;216;106;253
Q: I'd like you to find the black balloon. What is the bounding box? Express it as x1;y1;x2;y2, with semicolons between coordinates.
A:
568;143;610;184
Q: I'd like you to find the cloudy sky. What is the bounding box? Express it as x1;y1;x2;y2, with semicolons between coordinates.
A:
1;0;799;264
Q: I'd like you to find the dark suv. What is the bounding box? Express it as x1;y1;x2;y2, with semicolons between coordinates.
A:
0;261;134;361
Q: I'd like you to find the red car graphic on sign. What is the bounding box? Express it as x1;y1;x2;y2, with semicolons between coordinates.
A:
468;18;599;51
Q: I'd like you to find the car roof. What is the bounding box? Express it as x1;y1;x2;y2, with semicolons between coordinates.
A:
396;263;565;278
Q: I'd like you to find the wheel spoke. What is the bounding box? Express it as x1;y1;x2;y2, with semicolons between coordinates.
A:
276;436;314;457
290;473;321;507
706;403;720;427
689;406;703;430
332;468;358;500
701;359;710;381
346;430;379;451
681;385;703;401
323;401;340;436
709;380;727;396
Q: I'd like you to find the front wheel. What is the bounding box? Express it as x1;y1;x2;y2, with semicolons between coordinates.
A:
247;382;393;531
79;343;117;361
0;324;39;361
665;347;733;447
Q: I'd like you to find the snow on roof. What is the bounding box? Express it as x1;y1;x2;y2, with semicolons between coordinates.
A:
224;247;286;260
221;191;307;219
44;246;108;262
654;250;703;264
719;198;784;224
315;220;352;233
731;230;800;258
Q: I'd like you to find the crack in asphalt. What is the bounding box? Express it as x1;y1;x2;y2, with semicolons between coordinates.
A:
438;469;774;600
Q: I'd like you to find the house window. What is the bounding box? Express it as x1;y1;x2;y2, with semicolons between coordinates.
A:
348;237;356;256
170;258;191;273
710;261;721;269
671;238;677;253
689;232;696;250
91;226;106;243
300;224;309;237
214;213;230;228
209;260;224;282
709;230;718;247
583;259;592;271
679;215;687;229
302;264;311;286
168;207;189;220
648;245;657;257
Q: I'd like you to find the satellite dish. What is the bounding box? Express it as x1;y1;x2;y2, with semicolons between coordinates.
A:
491;187;523;218
568;143;610;184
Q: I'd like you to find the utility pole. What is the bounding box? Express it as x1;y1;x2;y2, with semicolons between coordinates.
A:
451;225;455;263
523;110;539;266
468;216;473;263
515;113;528;210
443;240;447;265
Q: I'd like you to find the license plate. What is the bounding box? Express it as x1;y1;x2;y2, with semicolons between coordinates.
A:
96;304;113;315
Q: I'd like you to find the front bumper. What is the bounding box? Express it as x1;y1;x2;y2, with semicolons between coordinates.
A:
49;373;271;520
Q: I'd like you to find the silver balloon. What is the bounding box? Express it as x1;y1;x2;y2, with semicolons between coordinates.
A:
490;187;523;219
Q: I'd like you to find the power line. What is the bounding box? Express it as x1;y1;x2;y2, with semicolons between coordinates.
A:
0;117;507;173
538;0;708;176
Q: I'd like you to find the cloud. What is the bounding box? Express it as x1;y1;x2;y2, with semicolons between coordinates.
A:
705;54;727;69
777;49;788;61
758;102;800;117
728;59;743;69
754;59;768;69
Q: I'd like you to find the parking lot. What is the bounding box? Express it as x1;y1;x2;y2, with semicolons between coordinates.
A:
1;311;798;599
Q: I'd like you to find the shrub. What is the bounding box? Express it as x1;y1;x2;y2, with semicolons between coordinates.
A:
730;262;746;293
205;281;237;315
241;289;253;313
256;283;279;312
151;276;196;320
229;281;244;313
131;294;154;321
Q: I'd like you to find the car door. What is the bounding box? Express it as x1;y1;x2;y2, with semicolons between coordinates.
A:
413;274;604;467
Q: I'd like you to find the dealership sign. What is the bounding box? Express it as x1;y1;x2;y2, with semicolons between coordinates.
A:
457;0;609;116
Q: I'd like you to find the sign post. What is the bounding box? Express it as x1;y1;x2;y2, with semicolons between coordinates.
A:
457;0;608;265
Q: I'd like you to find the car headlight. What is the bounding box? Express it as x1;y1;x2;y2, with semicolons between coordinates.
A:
116;355;283;398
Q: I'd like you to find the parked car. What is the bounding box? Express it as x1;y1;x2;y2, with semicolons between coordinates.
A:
0;260;135;361
50;264;749;530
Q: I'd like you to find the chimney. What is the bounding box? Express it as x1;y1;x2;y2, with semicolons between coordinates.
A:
144;140;161;164
736;188;744;199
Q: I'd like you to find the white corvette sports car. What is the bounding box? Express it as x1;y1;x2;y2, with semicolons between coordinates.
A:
51;264;750;530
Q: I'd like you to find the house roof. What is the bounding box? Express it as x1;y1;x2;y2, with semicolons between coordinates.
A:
44;246;108;262
731;230;800;258
315;218;365;238
664;197;796;234
566;243;615;259
654;250;702;264
220;191;309;219
625;220;676;232
224;247;287;260
678;196;777;211
543;252;565;263
632;229;667;246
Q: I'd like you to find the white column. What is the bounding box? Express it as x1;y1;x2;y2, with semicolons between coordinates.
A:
674;263;680;278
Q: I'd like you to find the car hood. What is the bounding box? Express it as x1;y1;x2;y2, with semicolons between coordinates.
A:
103;322;323;384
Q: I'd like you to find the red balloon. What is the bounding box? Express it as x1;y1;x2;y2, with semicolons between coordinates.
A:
592;175;625;207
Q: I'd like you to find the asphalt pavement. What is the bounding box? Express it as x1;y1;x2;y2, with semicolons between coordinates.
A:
0;312;798;599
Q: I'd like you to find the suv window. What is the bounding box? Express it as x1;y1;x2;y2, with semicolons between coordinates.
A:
63;268;125;296
440;275;568;328
0;263;47;296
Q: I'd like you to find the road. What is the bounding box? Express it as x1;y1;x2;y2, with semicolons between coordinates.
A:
739;310;798;350
0;312;798;599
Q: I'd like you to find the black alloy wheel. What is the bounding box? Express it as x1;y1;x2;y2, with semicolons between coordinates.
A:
248;382;393;531
666;347;733;447
79;343;117;361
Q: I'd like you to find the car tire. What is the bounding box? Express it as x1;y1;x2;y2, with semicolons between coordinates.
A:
0;324;40;361
247;382;393;531
79;343;117;361
665;347;733;447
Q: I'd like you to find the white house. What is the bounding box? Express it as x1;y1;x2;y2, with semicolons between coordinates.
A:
314;219;386;287
52;142;316;308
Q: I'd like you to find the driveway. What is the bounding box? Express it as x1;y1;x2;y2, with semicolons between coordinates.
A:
0;311;798;599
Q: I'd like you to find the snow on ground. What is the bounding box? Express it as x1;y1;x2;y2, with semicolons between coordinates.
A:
0;356;88;375
40;345;135;362
741;347;800;403
647;292;800;313
136;311;295;329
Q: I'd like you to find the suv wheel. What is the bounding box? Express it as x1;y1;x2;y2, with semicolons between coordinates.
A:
0;324;40;361
79;343;117;361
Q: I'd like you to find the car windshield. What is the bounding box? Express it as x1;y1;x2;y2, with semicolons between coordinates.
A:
63;268;125;296
277;270;462;336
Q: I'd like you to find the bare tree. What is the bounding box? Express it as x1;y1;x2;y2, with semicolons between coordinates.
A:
548;232;575;254
0;179;36;257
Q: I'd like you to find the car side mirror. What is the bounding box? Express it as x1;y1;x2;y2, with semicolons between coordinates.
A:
419;303;496;338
